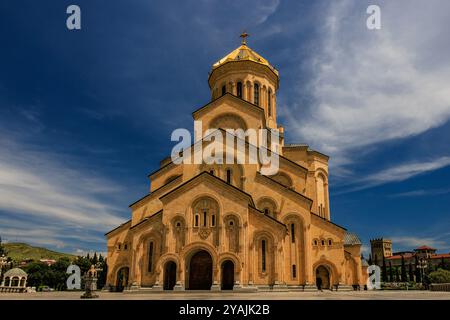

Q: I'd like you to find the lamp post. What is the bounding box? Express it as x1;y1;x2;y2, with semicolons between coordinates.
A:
417;258;428;288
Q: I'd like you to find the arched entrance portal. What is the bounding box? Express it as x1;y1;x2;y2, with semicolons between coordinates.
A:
316;265;330;290
221;260;234;290
116;267;129;292
164;261;177;290
188;250;213;290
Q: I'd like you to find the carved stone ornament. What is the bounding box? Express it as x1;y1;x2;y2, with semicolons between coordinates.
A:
199;227;211;240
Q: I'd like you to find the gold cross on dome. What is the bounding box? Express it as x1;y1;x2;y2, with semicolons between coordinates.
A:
240;31;249;45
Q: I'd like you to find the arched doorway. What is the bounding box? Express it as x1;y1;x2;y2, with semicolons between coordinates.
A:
221;260;234;290
164;261;177;290
116;267;129;292
316;265;330;290
188;250;213;290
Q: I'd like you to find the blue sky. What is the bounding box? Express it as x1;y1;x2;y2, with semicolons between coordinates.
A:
1;0;450;256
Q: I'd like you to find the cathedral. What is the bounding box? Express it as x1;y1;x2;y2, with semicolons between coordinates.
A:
105;34;367;292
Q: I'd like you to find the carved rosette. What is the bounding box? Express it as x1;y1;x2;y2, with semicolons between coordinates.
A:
199;227;211;240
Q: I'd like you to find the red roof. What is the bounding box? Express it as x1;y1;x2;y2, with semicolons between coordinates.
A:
415;245;436;251
431;253;450;259
386;253;414;260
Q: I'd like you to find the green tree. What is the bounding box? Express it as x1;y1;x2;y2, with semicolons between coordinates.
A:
382;256;387;282
415;256;421;283
408;262;414;282
428;269;450;284
92;252;98;265
24;262;48;288
389;262;393;282
0;236;7;256
97;257;107;289
401;255;407;282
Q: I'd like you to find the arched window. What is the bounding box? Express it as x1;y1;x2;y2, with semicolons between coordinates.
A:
209;169;215;176
226;169;232;184
237;82;242;98
261;239;266;272
193;198;218;228
291;223;295;243
203;209;207;227
268;89;272;116
292;265;297;278
148;241;154;272
194;214;199;227
222;85;226;96
264;208;269;215
254;83;260;106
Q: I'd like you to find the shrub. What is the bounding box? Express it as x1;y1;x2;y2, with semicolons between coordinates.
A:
428;269;450;284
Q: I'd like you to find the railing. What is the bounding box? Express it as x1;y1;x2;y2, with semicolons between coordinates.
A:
429;283;450;291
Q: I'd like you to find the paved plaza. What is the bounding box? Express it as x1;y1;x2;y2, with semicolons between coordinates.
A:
0;290;449;300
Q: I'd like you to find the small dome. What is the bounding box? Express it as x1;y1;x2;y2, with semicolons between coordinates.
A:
211;34;278;76
4;267;27;278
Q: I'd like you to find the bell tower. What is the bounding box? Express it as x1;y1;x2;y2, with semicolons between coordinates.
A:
208;33;280;130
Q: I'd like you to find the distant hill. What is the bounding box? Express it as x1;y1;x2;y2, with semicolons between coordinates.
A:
3;242;76;262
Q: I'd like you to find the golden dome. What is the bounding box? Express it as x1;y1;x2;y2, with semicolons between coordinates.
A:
211;34;279;76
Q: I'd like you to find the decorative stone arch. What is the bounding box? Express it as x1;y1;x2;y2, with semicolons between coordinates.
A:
282;213;307;283
170;215;187;253
155;253;183;285
253;230;276;284
209;113;248;131
271;171;293;188
223;212;242;253
256;196;278;218
315;169;329;218
218;252;242;273
190;194;221;230
137;229;163;276
313;258;340;288
181;241;219;289
218;252;242;288
234;78;244;98
110;262;130;291
253;80;261;106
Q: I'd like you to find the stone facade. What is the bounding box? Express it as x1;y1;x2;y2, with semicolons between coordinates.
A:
105;38;365;291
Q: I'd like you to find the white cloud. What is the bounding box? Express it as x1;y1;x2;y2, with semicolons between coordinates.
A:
389;187;450;198
390;236;447;251
335;156;450;194
285;0;450;160
0;136;126;240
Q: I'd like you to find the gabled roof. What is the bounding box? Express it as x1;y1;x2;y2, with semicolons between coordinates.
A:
255;172;312;208
192;92;265;118
130;210;163;230
249;205;287;230
159;171;255;207
147;127;309;180
311;213;347;232
415;245;436;251
104;219;131;237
